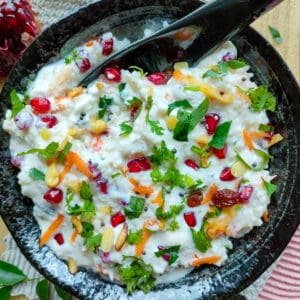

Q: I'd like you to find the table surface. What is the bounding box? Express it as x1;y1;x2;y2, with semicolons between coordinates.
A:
0;1;299;299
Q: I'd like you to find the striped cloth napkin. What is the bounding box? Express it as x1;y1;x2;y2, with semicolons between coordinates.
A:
258;226;300;300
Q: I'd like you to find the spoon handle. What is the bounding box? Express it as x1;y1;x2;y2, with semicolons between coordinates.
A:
80;0;283;87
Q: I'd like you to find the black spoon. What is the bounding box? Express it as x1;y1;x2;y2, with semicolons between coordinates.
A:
79;0;283;87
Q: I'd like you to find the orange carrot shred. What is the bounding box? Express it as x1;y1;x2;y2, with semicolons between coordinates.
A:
190;255;221;267
70;229;79;244
236;88;252;105
67;151;94;179
242;128;255;151
151;190;163;207
135;229;152;257
59;155;73;183
40;214;64;247
202;184;218;204
133;185;154;195
172;70;186;83
128;177;139;187
262;211;269;222
249;131;268;139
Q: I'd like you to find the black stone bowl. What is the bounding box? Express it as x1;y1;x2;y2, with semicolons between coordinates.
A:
0;1;299;299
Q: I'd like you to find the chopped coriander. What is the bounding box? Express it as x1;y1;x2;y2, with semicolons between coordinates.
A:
119;121;133;136
10;89;25;118
118;256;155;293
150;141;175;167
29;168;45;181
168;219;180;231
205;207;222;219
57;141;72;163
167;99;192;115
156;203;184;221
269;25;282;44
209;121;231;150
145;96;164;135
81;221;94;238
80;181;93;201
154;245;180;265
17;142;59;160
98;95;113;119
124;196;145;219
236;148;272;171
248;85;276;112
64;50;79;64
111;172;121;179
127;229;143;245
191;222;211;253
118;83;126;93
85;233;102;253
262;178;277;197
258;123;274;132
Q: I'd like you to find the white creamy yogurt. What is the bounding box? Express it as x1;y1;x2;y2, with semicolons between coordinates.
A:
3;31;279;293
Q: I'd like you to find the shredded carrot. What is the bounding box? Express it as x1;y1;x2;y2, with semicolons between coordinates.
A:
151;190;163;207
249;131;268;139
85;41;94;47
40;214;64;247
67;151;94;179
174;28;194;41
236;88;252;105
135;229;151;257
133;185;154;195
90;135;102;151
59;155;73;183
202;184;218;204
172;70;186;83
190;255;221;267
262;210;269;222
128;177;139;186
70;229;79;244
242;128;255;151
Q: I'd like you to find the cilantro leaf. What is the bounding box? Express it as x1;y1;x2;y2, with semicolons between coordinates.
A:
29;168;45;181
57;141;72;163
167;219;180;231
262;178;277;197
145;96;164;135
118;256;155;293
167;100;192;115
64;50;79;64
111;172;121;179
124;196;145;219
156;203;184;220
118;83;126;92
150;140;175;167
205;207;222;219
209;121;231;150
17;142;59;160
81;222;94;238
10;89;25;118
189;98;209;130
80;181;93;201
85;233;102;253
269;25;282;44
119;121;133;136
127;229;143;245
154;245;180;265
191;222;211;253
248;85;276;112
150;168;163;183
98;95;113;119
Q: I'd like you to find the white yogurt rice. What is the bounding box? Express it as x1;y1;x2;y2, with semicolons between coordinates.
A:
3;31;281;293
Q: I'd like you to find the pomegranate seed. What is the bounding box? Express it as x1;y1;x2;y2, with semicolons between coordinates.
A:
74;49;91;72
212;144;227;159
99;251;110;263
187;190;203;207
157;246;171;262
99;179;108;194
147;72;168;85
43;188;64;204
30;97;51;114
40;115;58;128
102;38;114;55
212;189;241;208
127;157;151;173
111;211;126;227
185;159;200;170
221;52;236;62
238;185;253;203
204;113;220;135
220;167;236;181
104;65;121;82
14;110;33;130
183;212;197;227
11;155;24;168
88;162;102;180
54;233;64;245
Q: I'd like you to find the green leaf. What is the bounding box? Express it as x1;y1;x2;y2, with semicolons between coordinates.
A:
150;168;163;183
98;95;113;119
150;140;175;167
167;219;180;231
127;229;143;245
225;59;247;69
118;257;155;293
129;66;148;77
154;245;180;265
54;286;71;300
81;222;94;238
119;121;133;137
146;113;164;135
269;25;282;44
111;172;121;179
124;196;145;219
85;233;102;253
0;286;12;300
258;123;274;132
236;148;272;171
118;83;126;93
29;168;45;181
189;98;209;131
167;100;192;115
183;86;201;92
191;222;211;253
57;141;72;163
262;178;277;197
80;181;93;201
205;207;222;219
156;203;184;220
64;50;79;65
248;85;276;112
36;279;50;300
209;121;231;150
17;142;59;160
0;260;27;286
10;89;25;118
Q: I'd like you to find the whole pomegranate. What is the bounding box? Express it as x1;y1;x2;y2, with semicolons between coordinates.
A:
0;0;40;76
